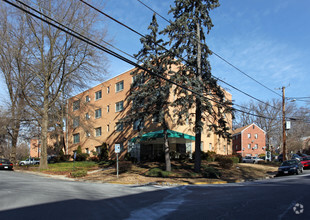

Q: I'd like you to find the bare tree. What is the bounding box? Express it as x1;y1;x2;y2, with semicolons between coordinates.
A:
234;99;310;153
1;0;108;169
0;4;33;163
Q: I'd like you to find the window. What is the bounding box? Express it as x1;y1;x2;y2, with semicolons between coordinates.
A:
133;119;144;130
95;108;102;119
248;144;251;149
116;122;124;132
85;113;90;120
107;105;110;113
224;145;226;153
73;133;80;144
107;86;110;94
255;144;258;149
115;101;124;112
95;90;102;100
85;131;90;137
132;75;144;86
95;127;102;137
96;146;101;154
73;100;80;111
116;81;124;92
254;134;258;139
73;117;80;128
209;143;212;151
85;95;90;102
107;125;110;132
248;133;251;138
85;148;89;154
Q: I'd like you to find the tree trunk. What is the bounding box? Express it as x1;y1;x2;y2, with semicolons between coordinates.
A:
163;123;171;172
40;86;49;169
10;126;19;164
194;21;202;173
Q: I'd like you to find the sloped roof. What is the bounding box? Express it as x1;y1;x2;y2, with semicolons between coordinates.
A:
232;123;266;136
232;125;250;135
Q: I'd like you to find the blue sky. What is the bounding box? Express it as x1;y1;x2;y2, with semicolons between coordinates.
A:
100;0;310;108
0;0;309;109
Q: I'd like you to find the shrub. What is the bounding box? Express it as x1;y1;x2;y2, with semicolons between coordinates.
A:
146;168;171;177
89;156;99;162
118;161;133;173
98;143;109;161
202;166;221;178
217;157;234;169
71;170;87;178
98;160;115;167
193;151;216;162
229;156;239;164
259;153;266;158
124;152;131;161
75;153;89;161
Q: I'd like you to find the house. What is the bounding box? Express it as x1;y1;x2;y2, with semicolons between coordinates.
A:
67;67;233;161
232;123;266;157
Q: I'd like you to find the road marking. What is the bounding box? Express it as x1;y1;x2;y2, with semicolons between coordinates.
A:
125;186;191;220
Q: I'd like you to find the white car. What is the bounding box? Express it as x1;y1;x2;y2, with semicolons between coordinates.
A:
242;156;264;164
19;158;40;166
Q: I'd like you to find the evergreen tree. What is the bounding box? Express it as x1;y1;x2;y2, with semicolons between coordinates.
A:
124;14;173;171
162;0;232;172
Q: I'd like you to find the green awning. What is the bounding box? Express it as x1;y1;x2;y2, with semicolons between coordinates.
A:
130;130;195;143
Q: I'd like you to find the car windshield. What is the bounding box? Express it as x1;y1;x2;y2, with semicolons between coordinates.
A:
281;161;296;166
0;159;9;163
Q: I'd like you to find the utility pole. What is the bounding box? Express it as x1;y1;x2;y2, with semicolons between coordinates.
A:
282;86;286;161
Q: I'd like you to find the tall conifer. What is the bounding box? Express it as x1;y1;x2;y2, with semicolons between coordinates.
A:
162;0;231;172
125;14;173;171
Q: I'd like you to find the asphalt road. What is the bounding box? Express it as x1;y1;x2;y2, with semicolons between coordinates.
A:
0;169;309;220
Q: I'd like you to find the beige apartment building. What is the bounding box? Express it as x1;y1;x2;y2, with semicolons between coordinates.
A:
67;67;233;160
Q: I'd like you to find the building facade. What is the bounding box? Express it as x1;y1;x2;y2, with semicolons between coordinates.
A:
67;68;233;160
232;123;266;157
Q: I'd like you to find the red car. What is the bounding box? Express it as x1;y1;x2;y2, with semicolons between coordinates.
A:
300;156;310;168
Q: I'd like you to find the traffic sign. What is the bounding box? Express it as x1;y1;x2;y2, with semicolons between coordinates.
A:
115;144;121;154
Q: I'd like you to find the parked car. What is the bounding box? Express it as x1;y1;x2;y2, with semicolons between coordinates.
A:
277;153;302;162
291;154;302;161
300;156;310;169
19;158;40;166
0;158;13;170
242;156;264;164
277;160;303;176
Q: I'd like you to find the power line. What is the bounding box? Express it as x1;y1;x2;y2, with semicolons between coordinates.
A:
78;0;282;112
19;0;136;60
214;75;281;111
136;0;282;98
4;0;285;122
3;0;227;110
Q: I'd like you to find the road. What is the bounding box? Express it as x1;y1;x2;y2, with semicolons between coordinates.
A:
0;169;309;219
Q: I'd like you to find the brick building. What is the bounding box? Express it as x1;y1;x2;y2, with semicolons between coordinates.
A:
67;67;233;160
232;123;266;157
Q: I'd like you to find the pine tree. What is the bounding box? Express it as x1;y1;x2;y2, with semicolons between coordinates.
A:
162;0;232;172
124;14;173;171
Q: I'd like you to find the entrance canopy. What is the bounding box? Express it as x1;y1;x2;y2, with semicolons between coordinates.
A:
130;130;195;143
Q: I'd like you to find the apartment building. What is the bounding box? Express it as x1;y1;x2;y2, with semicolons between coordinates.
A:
232;123;266;157
67;68;233;160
